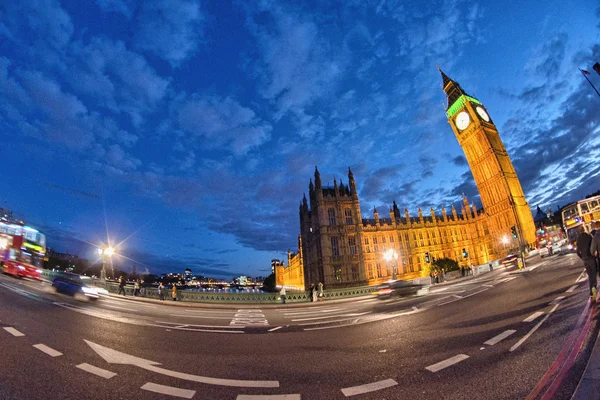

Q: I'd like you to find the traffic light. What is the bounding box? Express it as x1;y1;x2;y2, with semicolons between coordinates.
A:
462;248;468;258
425;252;430;263
511;226;518;239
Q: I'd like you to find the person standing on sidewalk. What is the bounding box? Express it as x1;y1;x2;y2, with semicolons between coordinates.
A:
577;226;597;299
591;222;600;274
158;282;165;301
318;282;324;301
118;276;126;296
280;286;286;304
171;284;177;301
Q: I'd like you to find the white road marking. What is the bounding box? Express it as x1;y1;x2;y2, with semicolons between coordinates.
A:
482;284;494;288
299;317;361;327
237;395;301;400
230;309;269;326
357;298;378;303
549;296;565;306
170;314;234;319
523;311;544;323
412;306;419;312
566;284;578;293
33;344;62;357
452;294;463;299
291;312;370;322
141;382;195;399
484;330;516;346
86;340;279;388
155;321;246;329
425;354;470;372
437;297;460;307
268;326;283;332
510;303;560;352
3;327;25;337
528;265;539;271
76;363;117;379
461;288;489;299
283;308;342;316
498;277;517;284
102;304;139;312
341;378;398;397
576;270;586;283
184;309;236;314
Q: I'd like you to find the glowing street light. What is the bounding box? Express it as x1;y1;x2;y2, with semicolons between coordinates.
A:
384;248;399;280
98;246;116;280
502;236;510;244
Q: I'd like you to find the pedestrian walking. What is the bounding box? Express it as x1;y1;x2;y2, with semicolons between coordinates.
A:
134;280;140;296
577;226;597;299
489;262;493;272
309;284;315;302
118;275;126;296
461;267;465;277
158;282;165;301
592;222;600;274
434;270;439;284
171;284;177;301
318;282;324;301
280;286;286;304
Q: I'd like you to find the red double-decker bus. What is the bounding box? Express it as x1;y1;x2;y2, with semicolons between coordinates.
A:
0;222;46;279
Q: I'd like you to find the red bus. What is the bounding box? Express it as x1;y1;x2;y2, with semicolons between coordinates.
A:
0;223;46;279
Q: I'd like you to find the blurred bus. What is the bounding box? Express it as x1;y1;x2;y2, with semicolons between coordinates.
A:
0;222;46;279
562;194;600;247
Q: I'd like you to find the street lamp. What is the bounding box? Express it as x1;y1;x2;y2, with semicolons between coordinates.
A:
384;248;399;280
97;246;115;280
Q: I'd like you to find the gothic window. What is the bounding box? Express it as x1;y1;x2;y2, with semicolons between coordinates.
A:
367;263;374;279
331;236;339;256
389;235;394;243
351;264;359;281
328;208;336;225
348;236;357;255
419;232;423;240
381;236;386;244
373;237;378;244
344;208;353;225
364;237;369;244
376;263;382;278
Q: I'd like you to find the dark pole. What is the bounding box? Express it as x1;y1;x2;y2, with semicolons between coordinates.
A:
580;68;600;98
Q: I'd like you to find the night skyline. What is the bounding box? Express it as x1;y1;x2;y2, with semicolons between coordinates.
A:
1;1;599;278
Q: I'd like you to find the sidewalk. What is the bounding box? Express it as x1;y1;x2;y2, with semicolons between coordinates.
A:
572;299;600;400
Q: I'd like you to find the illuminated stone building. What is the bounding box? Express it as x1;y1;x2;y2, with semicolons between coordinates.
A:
285;71;535;289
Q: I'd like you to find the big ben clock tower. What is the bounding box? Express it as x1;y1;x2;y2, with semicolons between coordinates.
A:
439;68;536;252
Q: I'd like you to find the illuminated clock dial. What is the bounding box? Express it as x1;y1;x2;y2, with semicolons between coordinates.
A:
476;106;490;122
455;111;471;131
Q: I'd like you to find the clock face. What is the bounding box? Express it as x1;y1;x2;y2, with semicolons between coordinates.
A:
455;111;470;131
476;106;490;122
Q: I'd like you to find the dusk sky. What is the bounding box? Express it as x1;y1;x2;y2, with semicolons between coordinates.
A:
1;0;599;278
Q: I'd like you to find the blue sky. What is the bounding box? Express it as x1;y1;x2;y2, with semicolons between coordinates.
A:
1;0;599;279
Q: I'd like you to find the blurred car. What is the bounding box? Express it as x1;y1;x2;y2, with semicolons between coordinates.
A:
51;272;99;301
501;254;518;267
375;280;428;299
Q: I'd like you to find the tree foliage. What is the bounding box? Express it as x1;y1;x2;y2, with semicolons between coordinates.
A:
421;257;459;277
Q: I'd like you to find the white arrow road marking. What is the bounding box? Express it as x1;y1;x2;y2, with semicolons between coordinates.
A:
85;340;279;388
484;330;516;346
237;395;301;400
76;363;117;379
341;378;398;396
510;303;560;352
33;344;62;357
523;311;544;323
141;382;195;399
425;354;469;372
566;284;578;293
3;327;25;337
549;296;565;306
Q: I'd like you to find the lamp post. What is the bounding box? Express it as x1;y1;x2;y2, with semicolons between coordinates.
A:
97;246;115;280
384;248;399;280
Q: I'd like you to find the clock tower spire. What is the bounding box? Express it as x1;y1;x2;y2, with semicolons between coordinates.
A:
439;68;536;254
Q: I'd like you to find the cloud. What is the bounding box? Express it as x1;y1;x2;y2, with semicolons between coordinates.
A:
96;0;135;18
133;0;204;67
45;183;101;200
176;95;272;155
452;155;467;166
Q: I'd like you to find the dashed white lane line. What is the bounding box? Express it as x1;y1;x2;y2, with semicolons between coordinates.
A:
3;327;25;337
283;308;343;316
300;317;361;328
169;314;233;319
76;363;117;379
566;284;578;293
425;354;470;373
523;311;545;323
549;296;565;306
452;294;463;299
268;326;283;332
155;321;246;329
510;303;560;352
237;395;301;400
33;344;63;357
576;270;586;283
341;378;398;397
482;284;494;288
141;382;195;399
484;330;516;346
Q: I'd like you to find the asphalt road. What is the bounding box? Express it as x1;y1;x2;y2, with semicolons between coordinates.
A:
0;253;591;399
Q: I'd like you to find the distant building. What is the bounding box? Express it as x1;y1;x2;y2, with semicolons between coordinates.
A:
0;208;22;224
184;268;192;281
271;259;283;274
